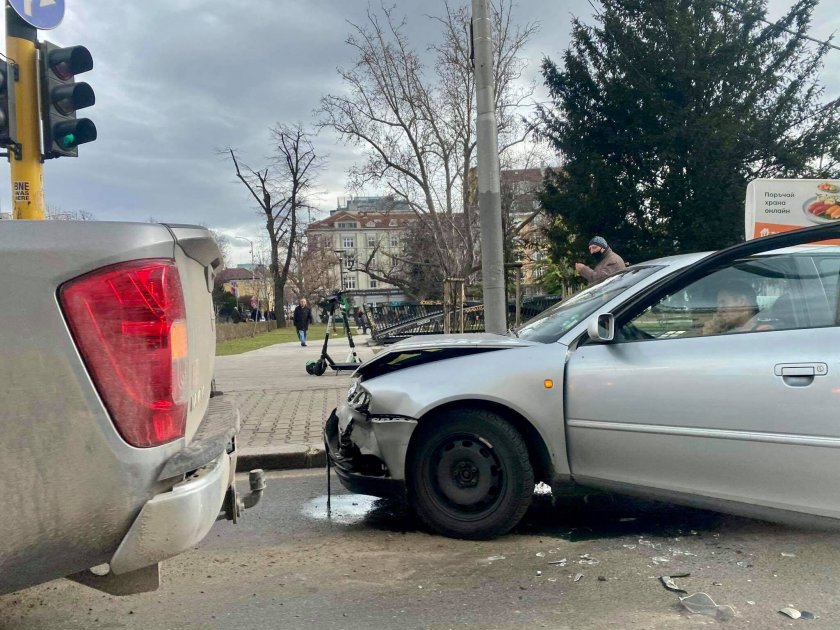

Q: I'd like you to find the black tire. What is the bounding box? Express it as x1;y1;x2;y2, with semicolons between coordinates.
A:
313;359;327;376
407;409;534;539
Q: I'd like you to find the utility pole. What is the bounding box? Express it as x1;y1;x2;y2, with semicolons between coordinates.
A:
6;4;44;219
234;235;259;336
472;0;506;334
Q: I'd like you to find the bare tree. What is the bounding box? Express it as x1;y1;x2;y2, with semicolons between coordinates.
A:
203;228;232;269
319;1;537;289
287;235;339;305
227;124;323;327
46;206;94;221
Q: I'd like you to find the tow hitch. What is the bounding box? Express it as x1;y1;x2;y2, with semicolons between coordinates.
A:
219;469;267;522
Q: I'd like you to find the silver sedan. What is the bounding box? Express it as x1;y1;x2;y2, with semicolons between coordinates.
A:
325;222;840;539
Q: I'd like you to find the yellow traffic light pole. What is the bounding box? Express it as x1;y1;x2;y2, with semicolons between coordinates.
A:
5;4;44;219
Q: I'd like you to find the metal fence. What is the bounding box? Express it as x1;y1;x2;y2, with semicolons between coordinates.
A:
364;303;484;344
364;297;571;345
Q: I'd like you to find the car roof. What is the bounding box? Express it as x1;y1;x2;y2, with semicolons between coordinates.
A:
634;243;840;272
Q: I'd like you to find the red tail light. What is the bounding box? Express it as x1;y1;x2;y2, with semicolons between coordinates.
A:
60;259;189;447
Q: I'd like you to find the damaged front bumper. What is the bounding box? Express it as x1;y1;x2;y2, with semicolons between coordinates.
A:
324;404;418;499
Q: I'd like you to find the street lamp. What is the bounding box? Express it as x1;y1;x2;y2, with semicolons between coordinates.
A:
333;249;345;291
233;235;258;330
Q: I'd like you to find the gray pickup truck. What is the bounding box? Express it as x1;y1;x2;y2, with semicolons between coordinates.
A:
0;221;263;596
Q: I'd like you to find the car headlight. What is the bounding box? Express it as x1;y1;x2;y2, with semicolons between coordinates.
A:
347;378;371;412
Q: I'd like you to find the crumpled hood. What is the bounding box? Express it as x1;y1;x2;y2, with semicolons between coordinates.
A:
387;333;538;352
357;333;538;380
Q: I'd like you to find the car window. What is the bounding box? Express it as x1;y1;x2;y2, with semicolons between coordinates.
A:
618;252;840;341
516;266;661;343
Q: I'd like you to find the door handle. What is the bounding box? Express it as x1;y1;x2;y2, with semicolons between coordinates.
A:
774;363;827;377
774;363;827;387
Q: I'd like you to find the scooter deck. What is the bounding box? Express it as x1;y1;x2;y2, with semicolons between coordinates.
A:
330;362;360;371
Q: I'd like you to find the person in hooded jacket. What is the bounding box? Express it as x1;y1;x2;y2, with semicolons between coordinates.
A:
574;236;626;285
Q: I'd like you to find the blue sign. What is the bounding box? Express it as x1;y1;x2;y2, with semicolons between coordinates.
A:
8;0;65;30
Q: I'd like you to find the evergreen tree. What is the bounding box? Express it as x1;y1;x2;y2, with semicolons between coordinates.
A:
539;0;840;264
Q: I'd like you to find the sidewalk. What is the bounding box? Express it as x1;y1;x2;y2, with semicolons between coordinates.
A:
214;329;378;471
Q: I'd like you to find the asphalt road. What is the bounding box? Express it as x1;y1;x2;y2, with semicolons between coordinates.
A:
1;470;837;629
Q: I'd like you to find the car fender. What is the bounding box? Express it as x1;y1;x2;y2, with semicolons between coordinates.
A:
364;342;571;477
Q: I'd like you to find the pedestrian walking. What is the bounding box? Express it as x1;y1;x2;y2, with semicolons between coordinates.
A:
293;297;314;347
574;236;626;285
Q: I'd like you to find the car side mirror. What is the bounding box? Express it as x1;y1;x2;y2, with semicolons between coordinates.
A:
587;312;615;342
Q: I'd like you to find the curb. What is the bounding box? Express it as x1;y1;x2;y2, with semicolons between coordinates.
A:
236;445;326;472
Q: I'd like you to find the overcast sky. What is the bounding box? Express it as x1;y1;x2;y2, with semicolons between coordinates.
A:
1;0;838;265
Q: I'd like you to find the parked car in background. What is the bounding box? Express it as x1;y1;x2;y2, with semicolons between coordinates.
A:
0;221;264;596
326;223;840;538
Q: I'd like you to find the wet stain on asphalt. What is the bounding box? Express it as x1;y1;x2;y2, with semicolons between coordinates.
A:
303;488;724;542
515;493;725;542
303;495;416;533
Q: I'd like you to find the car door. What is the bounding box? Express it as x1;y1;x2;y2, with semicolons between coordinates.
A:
564;227;840;521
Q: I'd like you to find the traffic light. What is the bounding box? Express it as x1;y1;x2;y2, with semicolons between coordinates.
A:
39;41;97;159
0;61;17;147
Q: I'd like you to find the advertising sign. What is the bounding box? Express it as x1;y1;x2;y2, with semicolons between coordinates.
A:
745;178;840;240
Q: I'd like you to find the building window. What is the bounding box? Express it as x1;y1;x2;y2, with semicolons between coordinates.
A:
390;235;399;248
337;222;357;229
366;221;375;228
343;275;356;289
369;279;378;289
389;219;397;227
367;235;376;248
343;237;355;249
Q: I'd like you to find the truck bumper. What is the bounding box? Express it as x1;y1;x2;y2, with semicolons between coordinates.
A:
108;395;260;576
110;450;232;574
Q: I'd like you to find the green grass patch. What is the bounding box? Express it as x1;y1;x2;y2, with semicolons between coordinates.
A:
216;324;329;356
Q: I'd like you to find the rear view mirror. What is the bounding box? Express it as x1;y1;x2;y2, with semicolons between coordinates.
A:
587;313;615;342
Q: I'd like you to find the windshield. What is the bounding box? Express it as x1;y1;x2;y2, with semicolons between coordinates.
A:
516;266;662;343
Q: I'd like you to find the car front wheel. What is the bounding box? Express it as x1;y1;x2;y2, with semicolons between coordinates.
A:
407;409;534;539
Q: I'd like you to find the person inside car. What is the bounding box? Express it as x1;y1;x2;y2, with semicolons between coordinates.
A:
702;280;767;335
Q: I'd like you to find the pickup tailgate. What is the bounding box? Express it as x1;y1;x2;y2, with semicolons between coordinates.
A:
165;223;223;442
0;220;230;596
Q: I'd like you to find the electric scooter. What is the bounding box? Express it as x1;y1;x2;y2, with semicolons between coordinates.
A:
305;293;362;376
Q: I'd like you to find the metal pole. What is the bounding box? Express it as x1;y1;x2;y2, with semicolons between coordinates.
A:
6;4;44;219
334;250;344;333
472;0;506;334
248;242;259;336
515;268;521;327
459;279;465;333
233;235;258;335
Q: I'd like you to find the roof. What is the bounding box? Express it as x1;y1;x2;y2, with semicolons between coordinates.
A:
500;168;543;184
307;210;416;231
216;267;265;284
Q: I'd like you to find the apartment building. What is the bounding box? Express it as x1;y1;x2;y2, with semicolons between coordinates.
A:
305;196;415;305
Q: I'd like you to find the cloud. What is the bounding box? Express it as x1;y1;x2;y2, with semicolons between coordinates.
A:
0;0;836;269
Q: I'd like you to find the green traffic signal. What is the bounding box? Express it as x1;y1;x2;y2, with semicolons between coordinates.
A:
39;41;96;159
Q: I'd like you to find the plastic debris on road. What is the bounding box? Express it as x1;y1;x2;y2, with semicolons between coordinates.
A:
780;607;802;619
679;592;736;621
573;573;584;582
780;552;797;558
578;553;600;566
479;555;506;565
659;575;689;595
779;607;816;620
